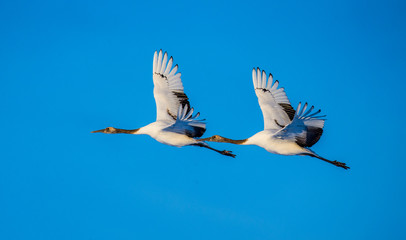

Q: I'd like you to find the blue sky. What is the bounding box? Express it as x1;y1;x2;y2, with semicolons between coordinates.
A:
1;0;405;239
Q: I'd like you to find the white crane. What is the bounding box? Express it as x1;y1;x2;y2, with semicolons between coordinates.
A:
92;50;235;158
199;68;349;169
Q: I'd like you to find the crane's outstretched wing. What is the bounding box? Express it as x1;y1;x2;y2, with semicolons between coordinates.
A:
153;50;191;122
252;68;295;130
163;104;206;138
274;102;326;147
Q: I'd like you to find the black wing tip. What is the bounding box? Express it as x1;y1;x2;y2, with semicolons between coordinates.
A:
279;103;296;120
295;127;324;147
193;126;206;138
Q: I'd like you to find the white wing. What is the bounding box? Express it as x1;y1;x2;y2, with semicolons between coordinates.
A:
163;104;206;138
252;68;295;130
153;50;190;122
274;102;326;147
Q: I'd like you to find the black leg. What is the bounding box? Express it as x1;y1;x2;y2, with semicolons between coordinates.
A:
323;159;350;170
302;153;350;170
191;143;236;158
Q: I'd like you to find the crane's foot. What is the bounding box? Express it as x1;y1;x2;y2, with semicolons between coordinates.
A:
221;150;236;158
332;160;350;170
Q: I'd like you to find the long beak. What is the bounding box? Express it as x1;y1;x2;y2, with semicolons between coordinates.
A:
91;129;105;133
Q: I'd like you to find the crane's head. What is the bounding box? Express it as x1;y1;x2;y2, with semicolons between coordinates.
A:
91;127;117;134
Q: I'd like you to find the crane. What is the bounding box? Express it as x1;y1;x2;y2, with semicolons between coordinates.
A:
198;68;349;169
92;50;235;158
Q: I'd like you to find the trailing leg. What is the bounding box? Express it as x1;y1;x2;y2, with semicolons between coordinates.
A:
191;143;236;158
302;152;350;170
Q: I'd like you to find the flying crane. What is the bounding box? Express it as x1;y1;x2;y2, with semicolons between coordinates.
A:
92;50;235;158
199;68;349;169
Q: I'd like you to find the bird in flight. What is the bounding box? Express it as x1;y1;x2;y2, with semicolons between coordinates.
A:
92;50;235;158
199;68;349;169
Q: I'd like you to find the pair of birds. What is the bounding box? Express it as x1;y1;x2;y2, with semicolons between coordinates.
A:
92;50;349;170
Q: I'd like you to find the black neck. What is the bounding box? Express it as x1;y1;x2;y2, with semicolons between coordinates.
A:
218;136;247;144
114;128;139;134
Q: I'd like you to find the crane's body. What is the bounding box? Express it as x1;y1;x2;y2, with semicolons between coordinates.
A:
135;122;199;147
243;131;308;155
199;68;349;169
92;50;235;157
